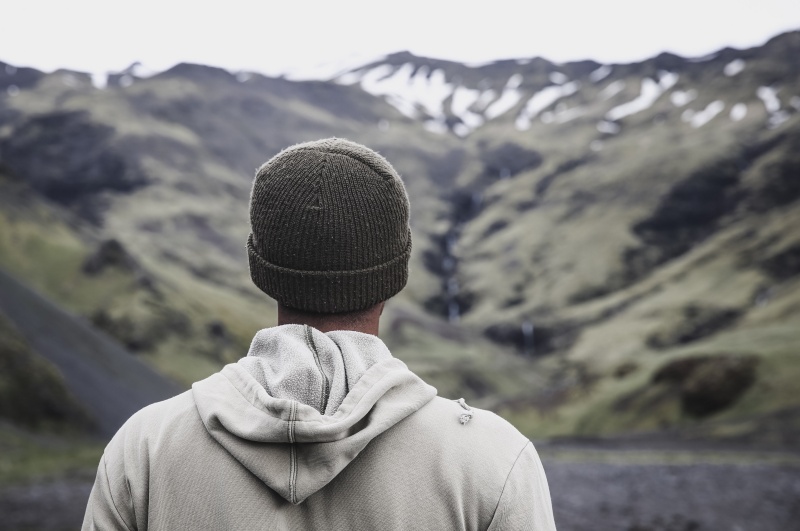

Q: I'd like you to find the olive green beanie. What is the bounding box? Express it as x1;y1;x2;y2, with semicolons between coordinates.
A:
247;138;412;313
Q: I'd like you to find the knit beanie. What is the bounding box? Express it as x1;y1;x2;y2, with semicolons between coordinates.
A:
247;138;412;313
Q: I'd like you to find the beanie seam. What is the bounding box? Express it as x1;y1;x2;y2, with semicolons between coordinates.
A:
290;146;396;182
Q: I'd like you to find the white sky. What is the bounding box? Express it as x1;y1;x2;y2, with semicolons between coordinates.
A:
3;0;800;78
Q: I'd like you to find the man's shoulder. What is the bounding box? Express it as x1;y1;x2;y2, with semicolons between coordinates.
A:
111;390;198;446
399;395;530;459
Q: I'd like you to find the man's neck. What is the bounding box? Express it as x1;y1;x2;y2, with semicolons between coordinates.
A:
277;302;383;336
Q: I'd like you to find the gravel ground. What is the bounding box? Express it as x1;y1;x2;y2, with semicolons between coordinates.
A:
0;479;92;531
2;462;798;530
545;462;800;531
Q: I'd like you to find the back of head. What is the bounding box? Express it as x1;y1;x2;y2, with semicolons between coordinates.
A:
247;138;412;313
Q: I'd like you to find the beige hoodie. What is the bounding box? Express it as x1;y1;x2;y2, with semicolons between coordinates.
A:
82;325;556;530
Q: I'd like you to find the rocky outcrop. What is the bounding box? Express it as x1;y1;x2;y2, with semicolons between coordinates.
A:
652;355;759;417
0;111;148;222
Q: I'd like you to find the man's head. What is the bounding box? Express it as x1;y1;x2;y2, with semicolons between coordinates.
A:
247;138;411;320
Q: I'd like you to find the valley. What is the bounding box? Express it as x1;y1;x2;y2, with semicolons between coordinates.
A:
1;30;799;449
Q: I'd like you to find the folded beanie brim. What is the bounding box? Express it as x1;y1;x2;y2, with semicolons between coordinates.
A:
247;232;411;313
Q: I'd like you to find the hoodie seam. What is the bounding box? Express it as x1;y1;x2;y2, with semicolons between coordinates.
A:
101;454;135;531
304;325;331;414
288;400;298;504
486;440;532;529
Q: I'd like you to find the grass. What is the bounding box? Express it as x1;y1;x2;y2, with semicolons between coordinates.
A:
0;427;103;487
0;314;91;430
0;312;103;487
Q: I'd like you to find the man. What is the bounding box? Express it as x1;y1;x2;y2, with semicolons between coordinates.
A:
82;138;556;530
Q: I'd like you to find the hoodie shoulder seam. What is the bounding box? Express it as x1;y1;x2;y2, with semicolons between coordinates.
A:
486;439;532;529
101;454;135;531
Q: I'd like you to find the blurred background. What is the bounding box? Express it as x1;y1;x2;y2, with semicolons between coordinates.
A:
1;1;800;529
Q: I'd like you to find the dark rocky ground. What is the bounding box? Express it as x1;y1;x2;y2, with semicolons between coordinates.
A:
0;480;92;531
545;461;800;531
2;458;798;530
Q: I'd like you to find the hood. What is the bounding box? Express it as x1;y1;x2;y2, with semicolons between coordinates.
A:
192;324;437;504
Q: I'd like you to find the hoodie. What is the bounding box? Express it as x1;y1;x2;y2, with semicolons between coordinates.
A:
82;325;556;530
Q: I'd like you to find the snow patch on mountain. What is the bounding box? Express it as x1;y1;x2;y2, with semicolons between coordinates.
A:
235;71;254;83
485;75;523;120
450;86;484;130
474;89;498;112
413;67;455;118
658;71;679;91
515;81;579;130
589;65;612;83
671;89;697;107
451;86;480;115
606;78;664;121
359;64;415;117
684;100;725;128
597;120;621;134
755;86;790;128
768;111;790;128
757;86;781;113
552;103;584;124
452;123;470;137
549;72;569;85
385;95;419;119
730;103;747;121
359;65;394;87
356;63;456;121
599;80;625;100
724;59;745;77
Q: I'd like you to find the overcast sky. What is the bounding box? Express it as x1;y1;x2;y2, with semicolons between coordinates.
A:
3;0;800;78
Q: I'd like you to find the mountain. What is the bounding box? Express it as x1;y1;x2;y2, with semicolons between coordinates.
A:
0;30;799;447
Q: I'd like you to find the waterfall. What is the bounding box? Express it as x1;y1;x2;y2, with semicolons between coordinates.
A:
445;233;457;253
428;188;486;323
471;190;483;211
446;277;459;296
522;319;534;356
448;300;460;323
442;256;454;273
